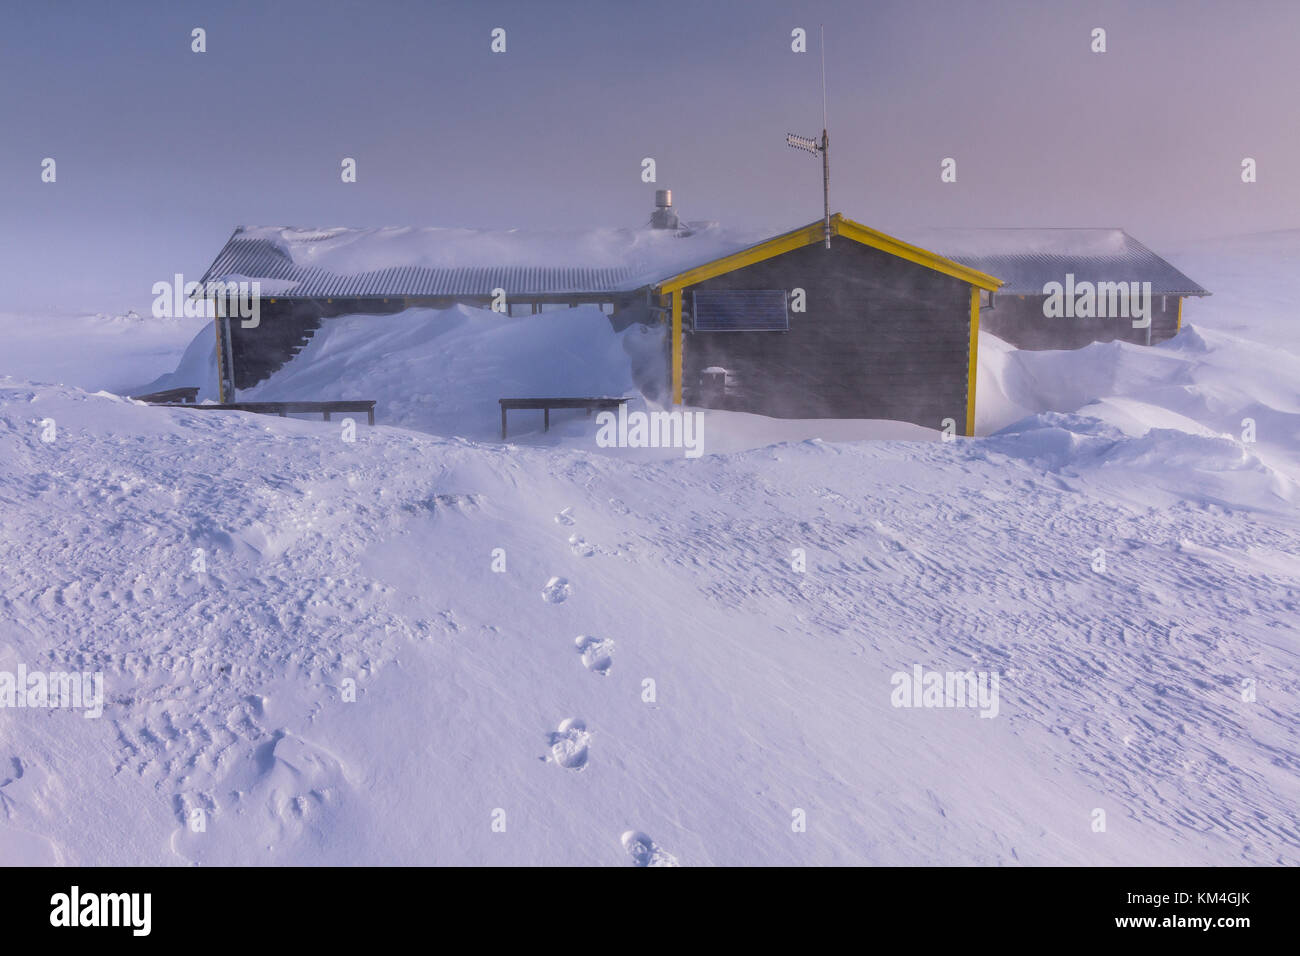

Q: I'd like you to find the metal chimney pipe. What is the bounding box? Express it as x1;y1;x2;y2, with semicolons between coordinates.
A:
650;189;679;229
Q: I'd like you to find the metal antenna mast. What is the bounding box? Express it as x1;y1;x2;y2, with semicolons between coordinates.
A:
787;24;831;248
820;24;828;131
820;25;829;250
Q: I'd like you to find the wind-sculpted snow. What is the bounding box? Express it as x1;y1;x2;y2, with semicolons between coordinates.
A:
1;379;1297;865
2;232;1298;865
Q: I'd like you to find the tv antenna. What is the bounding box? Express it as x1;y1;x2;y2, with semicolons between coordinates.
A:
786;24;831;249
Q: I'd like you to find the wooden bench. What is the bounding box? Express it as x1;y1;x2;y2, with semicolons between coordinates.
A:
153;400;377;426
499;397;629;439
131;386;200;404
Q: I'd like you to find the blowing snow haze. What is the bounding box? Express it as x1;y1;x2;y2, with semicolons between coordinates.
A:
2;0;1299;316
0;0;1297;896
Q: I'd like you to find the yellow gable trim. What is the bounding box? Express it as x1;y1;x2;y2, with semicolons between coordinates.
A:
654;214;1003;294
834;216;1002;292
655;221;828;293
966;287;979;437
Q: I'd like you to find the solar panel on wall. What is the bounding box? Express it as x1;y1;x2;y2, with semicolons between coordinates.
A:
691;290;789;332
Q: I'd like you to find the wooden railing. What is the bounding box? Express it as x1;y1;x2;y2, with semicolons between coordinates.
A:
131;386;200;404
151;400;377;426
498;397;628;438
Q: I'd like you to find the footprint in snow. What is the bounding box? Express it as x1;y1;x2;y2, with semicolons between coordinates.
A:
568;534;595;557
549;718;590;770
0;756;23;787
541;577;571;604
555;507;575;526
621;830;678;867
575;636;614;675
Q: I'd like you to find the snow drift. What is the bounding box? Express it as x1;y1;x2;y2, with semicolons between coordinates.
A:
1;230;1298;866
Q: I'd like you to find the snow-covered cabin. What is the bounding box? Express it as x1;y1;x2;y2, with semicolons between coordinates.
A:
197;217;763;396
648;214;999;434
901;228;1211;350
198;209;1001;435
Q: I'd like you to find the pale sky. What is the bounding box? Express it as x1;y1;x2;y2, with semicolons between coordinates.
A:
3;0;1296;315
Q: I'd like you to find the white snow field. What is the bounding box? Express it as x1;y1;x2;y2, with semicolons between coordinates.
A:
0;310;209;397
0;233;1297;866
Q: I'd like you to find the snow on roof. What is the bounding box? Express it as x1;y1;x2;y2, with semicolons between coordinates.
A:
200;223;770;298
895;228;1211;296
200;222;1210;301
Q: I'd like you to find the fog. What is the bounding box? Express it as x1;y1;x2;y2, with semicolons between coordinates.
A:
2;0;1295;315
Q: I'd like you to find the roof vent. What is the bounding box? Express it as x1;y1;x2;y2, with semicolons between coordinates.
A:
650;189;679;230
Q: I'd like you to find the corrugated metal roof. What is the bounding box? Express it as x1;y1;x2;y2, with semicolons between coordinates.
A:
199;224;1209;302
899;228;1210;296
200;232;639;297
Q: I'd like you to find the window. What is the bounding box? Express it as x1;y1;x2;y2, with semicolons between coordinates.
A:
691;290;789;332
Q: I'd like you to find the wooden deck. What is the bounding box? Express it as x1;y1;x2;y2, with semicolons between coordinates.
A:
152;400;377;425
131;386;200;404
498;397;628;438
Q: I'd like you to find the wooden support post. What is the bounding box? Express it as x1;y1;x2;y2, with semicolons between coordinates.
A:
966;286;979;437
544;407;550;431
221;307;237;404
211;297;225;404
212;295;238;404
671;290;683;405
501;406;508;439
